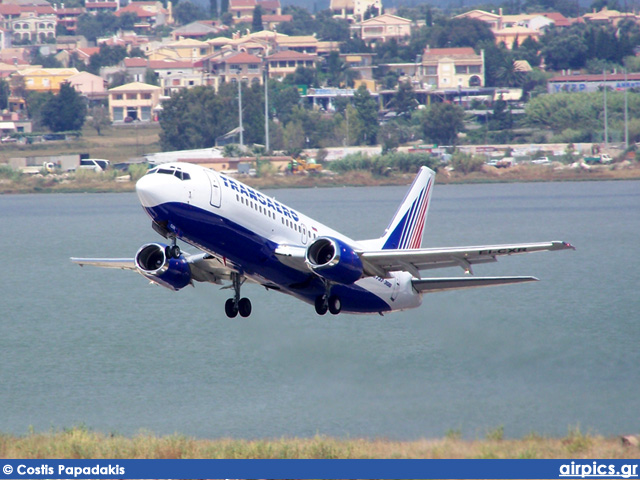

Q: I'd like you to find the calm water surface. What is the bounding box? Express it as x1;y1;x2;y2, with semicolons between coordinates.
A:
1;180;638;439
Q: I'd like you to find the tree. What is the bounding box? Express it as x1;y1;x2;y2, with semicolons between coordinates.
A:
315;10;350;41
210;0;218;17
160;85;238;150
25;91;54;129
391;81;417;117
220;0;229;14
495;56;526;87
416;102;464;145
490;96;513;131
145;68;159;86
41;83;86;132
76;12;119;42
173;0;207;25
252;5;263;32
88;105;111;135
31;53;63;68
88;45;128;75
283;66;318;88
282;120;305;156
352;85;379;145
109;71;133;88
269;81;301;125
118;12;139;30
0;79;9;110
428;17;494;48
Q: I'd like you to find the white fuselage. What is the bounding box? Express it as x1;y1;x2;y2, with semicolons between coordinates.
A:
135;162;422;314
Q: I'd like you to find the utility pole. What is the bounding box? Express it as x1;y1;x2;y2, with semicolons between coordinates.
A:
238;77;243;148
264;63;269;153
603;69;608;147
625;69;629;150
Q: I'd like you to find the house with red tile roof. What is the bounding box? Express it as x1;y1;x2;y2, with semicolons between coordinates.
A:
2;4;57;44
266;50;316;78
211;51;263;85
357;13;411;44
54;6;84;33
73;46;100;65
115;1;172;30
85;0;119;14
228;0;281;24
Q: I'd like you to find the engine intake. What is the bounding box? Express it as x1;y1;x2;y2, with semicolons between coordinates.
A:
135;243;191;291
305;237;363;284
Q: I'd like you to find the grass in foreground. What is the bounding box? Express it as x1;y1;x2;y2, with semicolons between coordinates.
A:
1;427;638;459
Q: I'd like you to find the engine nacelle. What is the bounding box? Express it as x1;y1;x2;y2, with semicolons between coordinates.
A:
135;243;191;291
305;237;363;284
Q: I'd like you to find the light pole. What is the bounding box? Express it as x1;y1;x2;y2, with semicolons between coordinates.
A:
264;63;269;153
624;69;629;150
237;74;243;148
603;69;608;147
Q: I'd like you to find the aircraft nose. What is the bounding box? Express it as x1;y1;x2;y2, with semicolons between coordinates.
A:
136;173;164;207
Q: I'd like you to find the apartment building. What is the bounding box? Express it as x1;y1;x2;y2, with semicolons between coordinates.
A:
108;81;162;122
421;46;484;89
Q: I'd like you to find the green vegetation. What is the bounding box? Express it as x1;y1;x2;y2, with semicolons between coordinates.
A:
0;426;637;459
329;152;438;175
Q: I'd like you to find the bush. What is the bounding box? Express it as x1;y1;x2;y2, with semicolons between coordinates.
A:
450;152;484;174
128;163;149;182
329;152;438;175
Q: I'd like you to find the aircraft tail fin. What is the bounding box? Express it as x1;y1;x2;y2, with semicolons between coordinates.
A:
378;166;435;250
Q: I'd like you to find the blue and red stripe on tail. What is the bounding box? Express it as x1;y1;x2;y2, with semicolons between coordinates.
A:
379;166;435;250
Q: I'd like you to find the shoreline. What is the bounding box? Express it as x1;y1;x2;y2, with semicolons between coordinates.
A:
1;427;638;458
1;163;640;195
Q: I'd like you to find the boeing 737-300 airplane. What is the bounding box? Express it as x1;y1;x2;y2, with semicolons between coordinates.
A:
72;163;574;317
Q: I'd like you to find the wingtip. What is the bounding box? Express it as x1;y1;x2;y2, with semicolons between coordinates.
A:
552;241;576;251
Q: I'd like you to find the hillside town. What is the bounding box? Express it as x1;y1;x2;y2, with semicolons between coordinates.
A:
2;0;640;176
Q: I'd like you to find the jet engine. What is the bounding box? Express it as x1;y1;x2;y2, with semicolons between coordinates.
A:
134;243;191;291
305;237;363;284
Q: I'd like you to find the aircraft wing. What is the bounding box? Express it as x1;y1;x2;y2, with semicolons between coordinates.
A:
412;276;538;293
70;258;137;270
360;241;575;277
71;253;237;285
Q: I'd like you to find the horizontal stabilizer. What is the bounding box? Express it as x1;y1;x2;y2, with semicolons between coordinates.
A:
412;276;538;293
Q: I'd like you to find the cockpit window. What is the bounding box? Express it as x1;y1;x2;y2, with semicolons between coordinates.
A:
145;166;190;181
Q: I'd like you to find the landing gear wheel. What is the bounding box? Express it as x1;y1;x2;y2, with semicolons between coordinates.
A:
165;244;181;259
315;295;328;315
328;295;341;315
225;298;238;318
238;298;252;317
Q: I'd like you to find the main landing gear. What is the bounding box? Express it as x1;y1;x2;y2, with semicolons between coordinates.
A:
314;282;341;316
224;272;252;318
165;237;181;259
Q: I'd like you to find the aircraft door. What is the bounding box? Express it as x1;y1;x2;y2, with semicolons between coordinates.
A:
207;171;221;208
301;224;308;245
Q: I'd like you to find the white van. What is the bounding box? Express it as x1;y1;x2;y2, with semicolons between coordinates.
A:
78;159;110;172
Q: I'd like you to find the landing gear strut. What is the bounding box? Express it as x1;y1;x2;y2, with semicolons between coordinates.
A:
165;237;181;259
225;272;252;318
314;282;341;316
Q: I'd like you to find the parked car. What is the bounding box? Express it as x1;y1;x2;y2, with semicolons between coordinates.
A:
77;159;110;172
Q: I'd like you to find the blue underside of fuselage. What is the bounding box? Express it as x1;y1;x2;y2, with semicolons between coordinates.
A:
143;202;391;313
